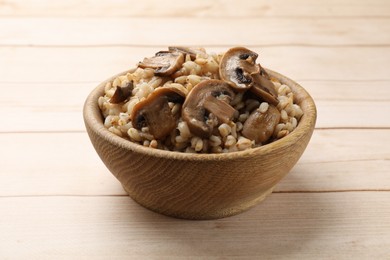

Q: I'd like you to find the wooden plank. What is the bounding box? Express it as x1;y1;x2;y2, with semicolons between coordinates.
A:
301;80;390;101
315;100;390;128
0;130;389;196
1;80;390;132
0;83;93;132
1;17;390;46
302;129;390;164
0;46;389;84
1;0;389;18
0;193;389;258
0;97;387;130
279;160;390;192
0;132;124;196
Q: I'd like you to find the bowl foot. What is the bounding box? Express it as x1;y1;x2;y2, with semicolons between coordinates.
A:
122;184;274;220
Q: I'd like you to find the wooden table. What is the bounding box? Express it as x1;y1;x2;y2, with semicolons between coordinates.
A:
1;1;389;258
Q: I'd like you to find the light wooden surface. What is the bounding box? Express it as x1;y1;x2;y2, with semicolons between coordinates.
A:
0;0;389;258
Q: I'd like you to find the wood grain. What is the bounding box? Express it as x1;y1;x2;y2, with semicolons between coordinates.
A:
1;193;389;259
2;75;390;133
1;0;389;17
0;132;123;196
0;129;389;196
1;47;389;84
2;95;389;132
301;80;390;101
1;17;389;46
1;0;389;257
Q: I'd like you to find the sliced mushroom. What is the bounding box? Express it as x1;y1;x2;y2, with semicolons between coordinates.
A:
250;71;279;106
242;105;281;144
259;63;271;79
138;52;184;76
203;95;236;124
131;87;186;139
168;46;206;59
109;81;133;104
219;47;260;90
182;79;236;138
219;47;279;105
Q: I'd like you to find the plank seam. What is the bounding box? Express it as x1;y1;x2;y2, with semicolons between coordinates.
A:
0;190;389;198
1;15;390;19
1;44;390;48
315;127;390;130
273;189;390;193
300;158;389;165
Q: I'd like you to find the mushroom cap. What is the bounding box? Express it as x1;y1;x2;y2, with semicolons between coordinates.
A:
219;47;279;105
138;52;184;76
131;87;186;139
242;105;281;144
219;46;260;90
168;46;207;59
182;79;236;138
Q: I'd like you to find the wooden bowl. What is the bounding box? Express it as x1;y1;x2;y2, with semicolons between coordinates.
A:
83;69;317;220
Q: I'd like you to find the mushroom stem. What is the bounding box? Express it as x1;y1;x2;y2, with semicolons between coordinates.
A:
182;79;235;138
203;95;236;124
219;47;260;90
249;73;279;106
219;47;279;105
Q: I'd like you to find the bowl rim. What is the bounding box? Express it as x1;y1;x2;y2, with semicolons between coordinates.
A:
83;68;317;161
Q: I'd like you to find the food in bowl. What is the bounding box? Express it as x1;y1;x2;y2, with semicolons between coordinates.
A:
98;46;303;153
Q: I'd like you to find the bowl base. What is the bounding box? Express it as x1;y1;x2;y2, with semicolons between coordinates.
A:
122;184;274;220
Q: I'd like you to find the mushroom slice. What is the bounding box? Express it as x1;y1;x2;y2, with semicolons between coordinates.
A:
109;81;134;104
168;46;207;59
242;105;281;144
131;87;186;139
219;47;260;90
250;71;279;106
182;79;236;138
219;47;279;105
138;52;184;76
203;95;236;124
259;63;271;79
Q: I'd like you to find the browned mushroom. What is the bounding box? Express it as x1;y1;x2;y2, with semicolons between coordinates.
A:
259;63;271;79
109;81;133;104
219;47;279;105
168;46;206;59
219;47;260;90
242;105;281;144
250;71;279;106
138;51;184;76
131;87;186;139
182;79;236;138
